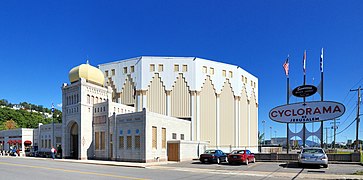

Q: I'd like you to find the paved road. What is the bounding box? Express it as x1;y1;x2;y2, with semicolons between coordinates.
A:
0;157;361;179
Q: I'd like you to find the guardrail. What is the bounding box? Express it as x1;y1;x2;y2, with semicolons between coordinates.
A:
255;152;361;162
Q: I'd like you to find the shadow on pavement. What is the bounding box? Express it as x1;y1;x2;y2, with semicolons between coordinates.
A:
279;162;325;169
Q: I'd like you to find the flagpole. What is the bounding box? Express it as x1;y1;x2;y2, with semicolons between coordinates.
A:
320;48;324;148
284;55;290;154
303;50;306;148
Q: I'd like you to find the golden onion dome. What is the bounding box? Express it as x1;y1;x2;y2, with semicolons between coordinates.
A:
69;63;105;86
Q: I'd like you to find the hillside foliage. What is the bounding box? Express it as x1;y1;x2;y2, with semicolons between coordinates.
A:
0;99;62;130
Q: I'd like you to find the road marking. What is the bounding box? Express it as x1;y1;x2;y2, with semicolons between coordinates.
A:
0;162;148;180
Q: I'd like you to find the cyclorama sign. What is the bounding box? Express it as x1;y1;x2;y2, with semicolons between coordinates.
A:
269;101;345;123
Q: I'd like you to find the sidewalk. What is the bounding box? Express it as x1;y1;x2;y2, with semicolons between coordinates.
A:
22;156;176;168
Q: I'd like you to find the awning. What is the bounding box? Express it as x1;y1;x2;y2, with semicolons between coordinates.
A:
15;140;22;144
7;140;13;144
24;140;32;145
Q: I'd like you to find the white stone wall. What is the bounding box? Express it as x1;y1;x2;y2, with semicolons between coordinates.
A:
145;110;191;162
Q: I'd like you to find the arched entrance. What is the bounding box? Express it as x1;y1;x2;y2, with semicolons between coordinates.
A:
70;123;79;159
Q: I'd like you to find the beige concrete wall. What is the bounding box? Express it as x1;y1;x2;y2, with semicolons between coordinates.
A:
171;74;191;118
219;80;235;146
146;74;166;115
240;88;248;146
120;76;135;106
145;111;191;162
200;77;216;146
249;92;258;148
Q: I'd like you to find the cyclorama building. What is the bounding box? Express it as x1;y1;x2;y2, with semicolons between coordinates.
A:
62;56;258;162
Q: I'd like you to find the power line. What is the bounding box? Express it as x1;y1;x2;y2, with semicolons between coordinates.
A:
335;118;357;136
338;104;357;127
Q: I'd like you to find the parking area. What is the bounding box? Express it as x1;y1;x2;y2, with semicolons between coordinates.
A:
155;160;363;178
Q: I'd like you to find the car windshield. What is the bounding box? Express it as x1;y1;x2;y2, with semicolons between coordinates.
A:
204;150;216;154
231;150;245;154
302;149;324;154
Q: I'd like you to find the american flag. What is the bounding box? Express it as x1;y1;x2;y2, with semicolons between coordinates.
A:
303;50;306;75
320;48;324;72
283;56;289;76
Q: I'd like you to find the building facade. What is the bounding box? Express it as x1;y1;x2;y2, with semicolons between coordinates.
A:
62;56;259;161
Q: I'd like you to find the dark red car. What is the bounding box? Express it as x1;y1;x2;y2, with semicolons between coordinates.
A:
227;149;255;165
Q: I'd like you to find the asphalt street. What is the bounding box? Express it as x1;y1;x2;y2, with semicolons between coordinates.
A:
0;157;361;180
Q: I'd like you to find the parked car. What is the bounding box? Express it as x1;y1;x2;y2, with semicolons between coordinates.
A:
227;149;255;165
199;149;228;164
298;147;328;168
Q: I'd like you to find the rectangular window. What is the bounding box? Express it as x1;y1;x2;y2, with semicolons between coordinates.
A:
41;140;44;148
172;133;177;140
174;64;179;72
130;66;134;73
222;70;226;77
150;64;155;72
123;67;127;74
100;132;105;150
210;67;214;75
245;77;248;83
95;132;100;150
105;70;109;77
112;69;116;76
135;136;140;149
127;136;132;149
251;80;253;86
48;139;51;148
241;75;244;83
202;66;207;73
162;128;166;149
119;136;124;149
254;82;256;88
158;64;164;72
180;134;184;140
45;139;48;148
229;71;233;78
152;126;157;149
182;65;187;72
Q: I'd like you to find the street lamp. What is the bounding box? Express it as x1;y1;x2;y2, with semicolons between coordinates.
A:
51;104;55;148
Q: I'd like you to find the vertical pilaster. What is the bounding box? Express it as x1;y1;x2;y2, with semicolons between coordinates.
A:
190;91;196;141
142;90;147;109
216;93;220;147
235;96;240;147
166;90;171;116
196;91;201;141
136;90;141;112
247;99;251;147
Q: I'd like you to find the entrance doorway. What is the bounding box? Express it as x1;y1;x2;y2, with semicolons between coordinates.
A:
70;123;78;159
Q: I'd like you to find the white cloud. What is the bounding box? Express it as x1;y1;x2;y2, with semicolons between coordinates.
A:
57;103;62;108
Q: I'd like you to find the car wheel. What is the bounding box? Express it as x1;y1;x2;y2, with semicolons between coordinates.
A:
217;158;221;164
322;164;328;168
200;161;205;164
245;159;249;165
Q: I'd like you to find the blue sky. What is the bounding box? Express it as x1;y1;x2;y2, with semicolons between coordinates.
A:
0;1;362;143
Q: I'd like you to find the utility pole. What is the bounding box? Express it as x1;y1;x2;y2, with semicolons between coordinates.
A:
350;86;361;152
324;127;329;149
330;118;340;149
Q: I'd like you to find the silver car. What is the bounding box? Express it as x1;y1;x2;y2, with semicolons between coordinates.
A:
298;148;328;168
